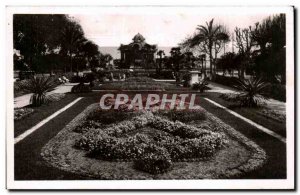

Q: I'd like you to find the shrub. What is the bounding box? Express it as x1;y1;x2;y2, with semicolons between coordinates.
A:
75;111;227;174
134;145;172;174
192;78;209;93
73;120;102;134
17;77;58;107
71;83;91;93
14;107;34;120
220;77;270;107
70;75;82;83
88;109;138;124
214;75;239;87
156;109;206;123
265;84;286;102
182;73;191;87
149;71;175;79
126;76;154;83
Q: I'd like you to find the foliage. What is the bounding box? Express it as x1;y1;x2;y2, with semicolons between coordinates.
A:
216;52;241;76
156;109;206;123
182;73;191;87
182;19;230;79
126;76;154;82
13;14;102;74
17;76;58;106
71;83;91;93
220;77;270;107
75;112;227;174
149;71;175;80
134;145;173;174
156;50;165;74
251;14;286;84
97;77;178;91
192;78;209;93
14;108;34;120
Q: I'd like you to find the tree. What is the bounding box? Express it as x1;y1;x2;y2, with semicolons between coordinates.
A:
60;19;86;73
234;26;254;79
100;54;113;69
156;50;165;74
251;14;286;84
166;47;185;84
80;40;101;71
186;19;229;80
13;14;70;72
216;52;240;76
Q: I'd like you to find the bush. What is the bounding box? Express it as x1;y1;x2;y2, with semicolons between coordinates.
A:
134;145;172;174
126;76;154;83
156;109;206;123
214;75;239;87
14;107;34;120
70;75;82;83
182;74;191;87
71;83;91;93
192;79;209;93
233;77;270;107
88;109;138;124
17;77;58;107
265;84;286;102
75;111;227;174
149;71;175;79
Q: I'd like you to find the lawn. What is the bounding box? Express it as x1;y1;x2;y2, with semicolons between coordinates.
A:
203;92;286;137
14;93;80;137
94;77;188;91
41;97;266;179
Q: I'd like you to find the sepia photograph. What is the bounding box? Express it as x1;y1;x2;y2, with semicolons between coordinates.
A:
6;5;294;190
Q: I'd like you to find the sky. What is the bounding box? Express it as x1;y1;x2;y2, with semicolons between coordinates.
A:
70;14;272;47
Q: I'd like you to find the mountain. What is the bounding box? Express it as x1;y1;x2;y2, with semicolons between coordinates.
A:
98;46;174;59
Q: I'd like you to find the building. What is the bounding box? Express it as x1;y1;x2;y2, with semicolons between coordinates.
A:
118;33;157;69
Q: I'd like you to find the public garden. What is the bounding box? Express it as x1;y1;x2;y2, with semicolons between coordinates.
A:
13;14;287;180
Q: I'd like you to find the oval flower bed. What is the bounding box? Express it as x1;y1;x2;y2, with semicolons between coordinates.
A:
75;112;226;174
41;104;267;179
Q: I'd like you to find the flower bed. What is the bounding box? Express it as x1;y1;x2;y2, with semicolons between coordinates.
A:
14;107;34;120
75;112;226;174
41;103;266;179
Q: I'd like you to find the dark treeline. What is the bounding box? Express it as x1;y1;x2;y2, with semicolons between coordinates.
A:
179;14;286;84
13;14;112;74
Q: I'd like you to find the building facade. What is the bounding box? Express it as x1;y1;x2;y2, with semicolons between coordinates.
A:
118;33;157;69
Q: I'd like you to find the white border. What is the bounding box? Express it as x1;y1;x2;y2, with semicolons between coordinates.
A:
6;5;294;190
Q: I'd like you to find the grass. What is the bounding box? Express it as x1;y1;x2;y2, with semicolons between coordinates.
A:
196;95;286;179
203;92;286;137
14;93;79;137
95;81;179;91
41;102;267;179
14;91;286;179
14;96;96;180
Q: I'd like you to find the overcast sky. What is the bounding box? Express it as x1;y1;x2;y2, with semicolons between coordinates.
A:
70;14;272;47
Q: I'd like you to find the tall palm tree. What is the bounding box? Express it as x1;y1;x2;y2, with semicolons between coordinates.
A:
60;21;85;73
189;19;229;79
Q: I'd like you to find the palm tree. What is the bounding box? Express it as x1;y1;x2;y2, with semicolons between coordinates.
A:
60;21;85;73
189;19;229;80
